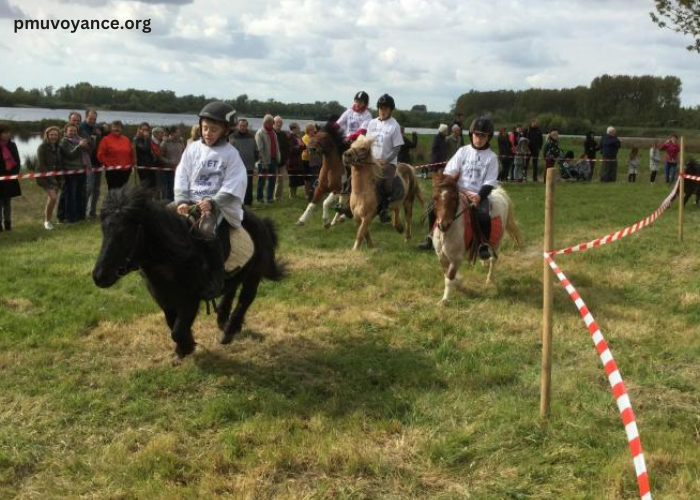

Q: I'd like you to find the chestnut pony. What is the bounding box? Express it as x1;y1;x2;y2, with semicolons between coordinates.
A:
431;171;523;303
296;120;349;228
341;134;423;250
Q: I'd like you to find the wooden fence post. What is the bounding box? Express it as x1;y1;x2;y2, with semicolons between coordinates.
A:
679;136;685;242
540;167;555;419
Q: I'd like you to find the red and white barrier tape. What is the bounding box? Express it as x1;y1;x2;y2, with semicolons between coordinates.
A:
549;178;680;255
680;173;700;182
544;254;652;500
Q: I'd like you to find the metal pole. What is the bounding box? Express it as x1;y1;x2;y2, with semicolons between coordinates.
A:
679;136;685;242
540;167;555;419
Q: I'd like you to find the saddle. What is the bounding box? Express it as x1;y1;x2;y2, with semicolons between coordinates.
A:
375;175;405;205
458;192;503;263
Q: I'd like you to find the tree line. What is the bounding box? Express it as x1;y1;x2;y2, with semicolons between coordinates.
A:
1;76;699;133
454;74;700;133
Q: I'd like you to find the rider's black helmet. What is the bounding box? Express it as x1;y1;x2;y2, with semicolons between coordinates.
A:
376;94;395;111
198;101;237;126
468;116;494;148
354;91;369;106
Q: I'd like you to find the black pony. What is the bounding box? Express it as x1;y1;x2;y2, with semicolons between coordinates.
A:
92;187;285;361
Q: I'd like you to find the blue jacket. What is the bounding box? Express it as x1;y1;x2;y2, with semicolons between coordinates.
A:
600;134;621;159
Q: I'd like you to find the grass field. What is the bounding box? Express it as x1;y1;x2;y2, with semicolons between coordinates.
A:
1;150;700;499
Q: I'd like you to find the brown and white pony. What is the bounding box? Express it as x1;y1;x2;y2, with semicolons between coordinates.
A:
432;171;523;303
341;135;423;250
296;121;348;228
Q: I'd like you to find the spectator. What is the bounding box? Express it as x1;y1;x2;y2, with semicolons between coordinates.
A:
366;93;404;223
133;122;158;189
497;127;512;181
287;123;305;198
0;124;21;232
398;126;419;163
430;123;449;170
524;118;543;181
59;122;89;223
600;126;621;182
57;111;83;222
445;124;462;161
628;147;640;182
229;118;258;206
508;126;518;156
660;134;680;183
36;126;62;230
151;126;166;199
649;141;661;183
302;122;320;201
543;129;562;182
97;120;135;191
337;91;372;141
575;153;592;181
159;126;185;202
452;111;465;146
559;150;585;180
68;111;82;128
80;109;102;219
583;131;599;181
255;114;281;204
187;124;200;146
273;116;290;200
513;136;530;181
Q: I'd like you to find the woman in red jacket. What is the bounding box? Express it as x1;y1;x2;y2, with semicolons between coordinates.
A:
97;120;136;190
660;134;680;184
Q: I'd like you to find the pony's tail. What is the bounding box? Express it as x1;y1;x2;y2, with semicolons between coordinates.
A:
400;163;424;207
261;218;287;281
503;191;524;249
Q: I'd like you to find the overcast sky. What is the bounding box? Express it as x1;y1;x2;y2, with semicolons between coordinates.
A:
1;0;699;112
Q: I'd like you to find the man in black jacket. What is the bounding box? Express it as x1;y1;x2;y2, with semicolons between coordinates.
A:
524;117;543;182
398;126;418;163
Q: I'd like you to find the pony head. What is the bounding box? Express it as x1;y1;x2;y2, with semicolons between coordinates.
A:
92;187;149;288
307;117;346;161
342;134;375;168
432;171;460;232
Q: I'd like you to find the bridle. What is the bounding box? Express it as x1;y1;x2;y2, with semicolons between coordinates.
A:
116;222;144;277
436;187;469;232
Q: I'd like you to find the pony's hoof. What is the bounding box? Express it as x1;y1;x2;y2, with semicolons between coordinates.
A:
172;353;184;366
438;298;448;306
295;220;305;226
219;330;237;345
395;224;404;234
323;222;331;230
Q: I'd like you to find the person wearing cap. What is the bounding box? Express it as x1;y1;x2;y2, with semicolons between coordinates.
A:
441;116;500;260
365;93;404;223
337;91;373;141
174;101;246;299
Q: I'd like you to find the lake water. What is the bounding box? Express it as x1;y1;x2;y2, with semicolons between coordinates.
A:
2;106;441;162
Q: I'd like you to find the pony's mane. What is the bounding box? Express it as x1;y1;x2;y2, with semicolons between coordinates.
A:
320;116;348;154
435;175;458;190
103;187;196;263
350;134;374;151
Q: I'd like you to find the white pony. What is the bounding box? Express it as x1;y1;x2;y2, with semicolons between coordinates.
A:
431;172;523;303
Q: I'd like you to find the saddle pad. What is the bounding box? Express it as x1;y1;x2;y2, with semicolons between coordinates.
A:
225;227;255;273
457;193;504;249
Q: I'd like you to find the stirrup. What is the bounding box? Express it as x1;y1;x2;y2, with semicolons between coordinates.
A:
478;243;494;260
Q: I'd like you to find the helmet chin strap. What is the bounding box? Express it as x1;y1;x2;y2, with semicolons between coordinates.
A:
470;136;490;150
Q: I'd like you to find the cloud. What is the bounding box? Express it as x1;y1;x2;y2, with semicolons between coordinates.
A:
56;0;192;6
1;0;699;112
0;0;24;18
